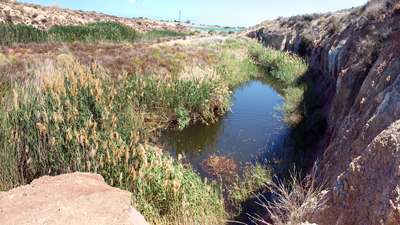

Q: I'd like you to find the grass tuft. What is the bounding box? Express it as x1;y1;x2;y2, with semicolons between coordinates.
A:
249;163;329;225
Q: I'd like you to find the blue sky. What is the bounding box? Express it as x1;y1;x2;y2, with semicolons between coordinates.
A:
22;0;368;27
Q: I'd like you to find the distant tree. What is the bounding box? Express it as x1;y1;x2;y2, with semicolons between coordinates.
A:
185;20;190;24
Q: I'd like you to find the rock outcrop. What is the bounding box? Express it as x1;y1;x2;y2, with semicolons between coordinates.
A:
0;172;148;225
244;1;400;224
0;0;187;32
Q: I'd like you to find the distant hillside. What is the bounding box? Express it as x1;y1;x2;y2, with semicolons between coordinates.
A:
0;0;187;32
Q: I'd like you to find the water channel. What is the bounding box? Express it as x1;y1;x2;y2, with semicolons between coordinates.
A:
159;78;289;180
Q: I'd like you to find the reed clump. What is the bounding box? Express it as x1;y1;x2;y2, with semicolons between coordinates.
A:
0;21;187;46
248;41;308;125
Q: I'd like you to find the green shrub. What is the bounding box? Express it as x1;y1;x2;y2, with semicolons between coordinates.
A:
298;34;314;58
226;161;272;219
219;31;227;35
295;20;310;32
317;18;327;25
208;29;216;35
303;14;315;22
327;17;342;36
350;8;358;16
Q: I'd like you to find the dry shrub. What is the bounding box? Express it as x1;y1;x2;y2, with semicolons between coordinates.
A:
327;17;343;36
249;163;329;225
355;31;386;70
394;3;400;14
365;0;386;22
49;3;60;9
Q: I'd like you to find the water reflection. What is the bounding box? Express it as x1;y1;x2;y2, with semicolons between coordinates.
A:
159;79;289;178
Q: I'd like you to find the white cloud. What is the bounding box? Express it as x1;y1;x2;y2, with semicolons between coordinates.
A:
125;0;134;3
142;3;148;7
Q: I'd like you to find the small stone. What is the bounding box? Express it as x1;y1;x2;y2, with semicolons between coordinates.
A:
375;92;385;104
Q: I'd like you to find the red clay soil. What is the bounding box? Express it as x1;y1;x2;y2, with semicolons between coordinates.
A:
0;172;148;225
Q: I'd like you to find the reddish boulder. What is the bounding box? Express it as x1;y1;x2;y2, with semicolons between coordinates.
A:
0;172;148;225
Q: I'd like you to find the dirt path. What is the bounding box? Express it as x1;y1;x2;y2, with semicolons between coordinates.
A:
146;35;229;48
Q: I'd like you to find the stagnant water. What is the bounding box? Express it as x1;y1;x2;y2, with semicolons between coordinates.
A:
159;78;289;179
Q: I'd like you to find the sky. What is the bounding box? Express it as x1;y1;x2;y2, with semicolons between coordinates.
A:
21;0;368;27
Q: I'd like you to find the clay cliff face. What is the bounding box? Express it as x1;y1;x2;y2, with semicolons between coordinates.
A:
0;0;187;32
245;1;400;224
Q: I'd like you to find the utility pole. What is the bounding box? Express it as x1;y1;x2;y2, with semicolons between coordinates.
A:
179;10;181;22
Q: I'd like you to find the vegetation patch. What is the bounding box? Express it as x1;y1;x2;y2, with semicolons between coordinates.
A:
0;55;228;224
326;17;343;36
0;21;187;46
226;161;273;220
0;36;273;224
139;30;187;43
280;13;320;32
298;34;315;58
0;20;328;223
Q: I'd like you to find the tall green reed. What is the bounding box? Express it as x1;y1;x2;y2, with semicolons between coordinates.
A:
0;21;187;46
